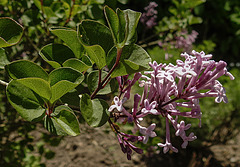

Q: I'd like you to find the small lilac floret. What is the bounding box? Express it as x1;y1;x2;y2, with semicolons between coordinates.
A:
108;96;125;112
175;121;191;136
141;99;158;115
158;142;178;154
139;123;157;144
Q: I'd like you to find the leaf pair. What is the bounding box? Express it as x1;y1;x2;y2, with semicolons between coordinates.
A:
44;105;80;136
104;6;141;47
40;27;92;72
77;20;114;69
5;60;84;120
0;17;23;69
77;6;151;77
6;60;84;103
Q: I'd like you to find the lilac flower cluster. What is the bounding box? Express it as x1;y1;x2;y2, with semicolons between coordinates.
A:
109;50;234;159
175;30;199;53
140;2;158;29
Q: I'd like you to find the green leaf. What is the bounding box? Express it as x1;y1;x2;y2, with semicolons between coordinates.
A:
123;9;141;45
104;6;119;44
6;80;45;122
46;105;80;136
62;57;92;72
84;45;106;69
0;48;9;69
0;17;23;47
17;78;51;100
107;44;151;77
116;8;128;45
50;27;84;59
87;70;116;95
5;60;49;81
0;0;7;5
80;94;109;127
49;67;84;103
184;0;206;9
39;43;75;68
188;15;203;25
77;20;114;54
115;8;141;46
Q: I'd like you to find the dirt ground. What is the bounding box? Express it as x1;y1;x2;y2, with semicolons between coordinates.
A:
31;123;240;167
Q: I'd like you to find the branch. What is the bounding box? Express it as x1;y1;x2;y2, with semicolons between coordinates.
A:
90;48;123;99
0;80;8;86
64;0;75;26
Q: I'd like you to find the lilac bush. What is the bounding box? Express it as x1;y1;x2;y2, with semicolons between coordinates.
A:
108;50;234;159
140;2;158;29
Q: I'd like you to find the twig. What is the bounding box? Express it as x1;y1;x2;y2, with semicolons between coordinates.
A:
64;0;75;26
0;80;8;86
90;48;123;99
140;40;161;48
40;0;49;35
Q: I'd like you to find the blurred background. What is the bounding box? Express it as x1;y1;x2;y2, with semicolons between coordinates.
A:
0;0;240;166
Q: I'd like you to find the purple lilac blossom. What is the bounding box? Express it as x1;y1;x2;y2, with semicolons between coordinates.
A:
140;2;158;29
175;30;199;53
109;50;234;158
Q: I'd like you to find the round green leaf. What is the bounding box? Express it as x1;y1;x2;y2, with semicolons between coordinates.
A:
49;67;84;103
39;43;75;68
62;57;92;72
6;80;45;122
0;17;23;47
77;20;114;53
17;78;51;100
5;60;49;81
80;94;109;127
49;67;84;86
83;45;106;69
50;27;84;59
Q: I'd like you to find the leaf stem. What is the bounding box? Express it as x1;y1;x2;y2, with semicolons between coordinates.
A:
40;0;49;35
64;0;75;26
90;48;123;99
108;118;120;134
0;80;8;86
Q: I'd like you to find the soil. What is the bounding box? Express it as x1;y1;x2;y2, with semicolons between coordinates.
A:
31;124;240;167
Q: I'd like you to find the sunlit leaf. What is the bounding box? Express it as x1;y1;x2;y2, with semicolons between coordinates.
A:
49;67;84;103
62;57;92;72
5;60;49;81
6;80;45;122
